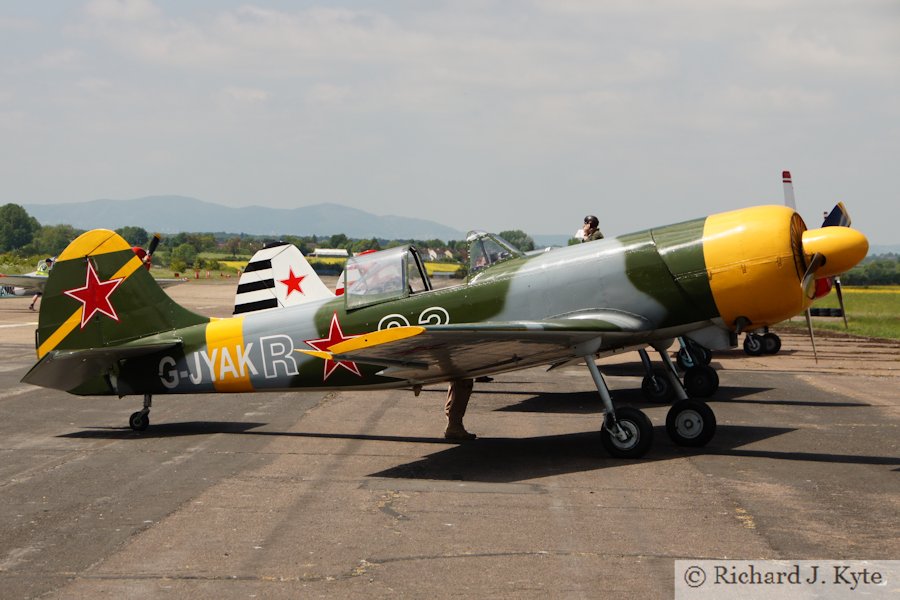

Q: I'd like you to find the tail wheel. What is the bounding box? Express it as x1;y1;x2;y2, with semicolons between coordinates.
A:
600;407;654;459
666;399;716;447
129;411;149;432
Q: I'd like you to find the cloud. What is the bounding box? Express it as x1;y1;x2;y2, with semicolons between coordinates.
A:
305;83;351;106
4;1;898;242
750;20;900;77
34;48;84;70
0;16;38;31
84;0;161;22
219;86;270;105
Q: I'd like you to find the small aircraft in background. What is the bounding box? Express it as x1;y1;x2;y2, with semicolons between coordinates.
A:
0;257;56;298
1;234;185;299
22;200;868;458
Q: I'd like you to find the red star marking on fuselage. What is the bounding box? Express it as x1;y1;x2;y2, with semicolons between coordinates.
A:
64;260;125;329
278;267;306;297
304;312;362;380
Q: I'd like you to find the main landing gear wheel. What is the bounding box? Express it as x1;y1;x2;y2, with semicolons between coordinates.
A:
641;371;675;403
129;410;149;432
600;407;654;459
683;365;719;398
743;334;763;356
666;399;716;447
762;332;782;354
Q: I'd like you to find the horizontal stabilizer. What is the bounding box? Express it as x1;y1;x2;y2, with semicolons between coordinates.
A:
22;341;180;393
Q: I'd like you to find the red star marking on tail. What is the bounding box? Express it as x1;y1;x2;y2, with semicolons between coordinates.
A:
64;261;125;329
304;312;362;381
278;267;307;297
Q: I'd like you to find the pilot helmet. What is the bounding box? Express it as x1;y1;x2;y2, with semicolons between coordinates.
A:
584;215;599;228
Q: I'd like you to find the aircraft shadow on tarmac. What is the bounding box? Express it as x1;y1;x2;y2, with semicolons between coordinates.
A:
59;421;269;439
367;425;900;483
58;422;900;482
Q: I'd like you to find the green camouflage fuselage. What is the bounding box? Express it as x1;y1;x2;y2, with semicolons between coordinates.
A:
27;204;869;397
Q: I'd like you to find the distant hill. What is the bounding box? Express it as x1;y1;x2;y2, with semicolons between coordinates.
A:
23;196;467;241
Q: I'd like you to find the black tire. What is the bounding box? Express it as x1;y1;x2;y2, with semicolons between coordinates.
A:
683;365;719;398
666;399;717;447
641;372;674;403
743;334;763;356
697;346;712;365
762;333;782;354
129;411;149;432
600;407;654;459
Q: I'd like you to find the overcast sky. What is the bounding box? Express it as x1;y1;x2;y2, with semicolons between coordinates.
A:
1;0;898;244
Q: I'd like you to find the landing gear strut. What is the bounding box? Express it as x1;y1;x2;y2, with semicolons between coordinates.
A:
638;348;674;403
129;394;151;432
676;338;719;398
638;341;718;448
640;339;719;400
584;357;653;458
675;337;712;370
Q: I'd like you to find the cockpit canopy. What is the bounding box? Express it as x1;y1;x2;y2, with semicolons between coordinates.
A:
344;245;432;309
467;231;524;273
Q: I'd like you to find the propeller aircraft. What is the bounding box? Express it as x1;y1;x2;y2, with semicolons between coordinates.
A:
22;202;868;458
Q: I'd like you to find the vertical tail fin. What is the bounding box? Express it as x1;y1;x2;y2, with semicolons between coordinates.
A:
35;229;208;359
233;242;333;315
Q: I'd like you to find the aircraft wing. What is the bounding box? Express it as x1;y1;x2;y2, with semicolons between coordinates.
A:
0;273;48;292
305;311;653;383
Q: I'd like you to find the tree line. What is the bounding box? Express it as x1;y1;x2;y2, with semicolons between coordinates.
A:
0;203;537;272
841;255;900;286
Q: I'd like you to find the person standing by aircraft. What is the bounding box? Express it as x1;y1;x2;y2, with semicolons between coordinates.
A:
29;257;54;310
581;215;604;242
445;378;476;440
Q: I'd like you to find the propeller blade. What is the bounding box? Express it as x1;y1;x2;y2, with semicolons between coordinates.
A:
782;170;797;210
147;233;161;257
804;308;819;363
801;253;826;299
834;277;849;328
822;202;851;228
